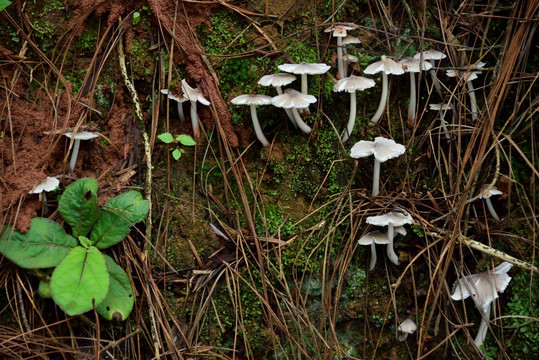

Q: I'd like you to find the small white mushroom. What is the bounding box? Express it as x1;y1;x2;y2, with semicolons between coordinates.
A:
333;75;376;142
257;73;297;125
278;62;330;112
479;185;503;220
341;35;361;54
398;318;417;341
181;79;210;139
451;262;512;348
350;137;405;196
271;89;317;134
358;230;389;271
324;24;358;79
399;58;432;125
161;88;188;122
64;131;99;170
366;210;412;266
413;49;447;98
446;62;485;121
29;176;60;212
231;94;273;147
341;53;358;78
363;56;405;124
429;103;453;139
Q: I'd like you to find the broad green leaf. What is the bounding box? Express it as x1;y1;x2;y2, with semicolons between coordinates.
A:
97;255;135;320
157;132;174;144
172;148;182;160
78;236;91;248
58;178;100;237
0;1;12;12
38;280;52;298
176;134;196;146
90;191;149;249
0;219;77;269
50;246;109;316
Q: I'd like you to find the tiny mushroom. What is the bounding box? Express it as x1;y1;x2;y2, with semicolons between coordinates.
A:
446;62;485;121
341;35;361;54
398;58;433;125
341;53;358;78
181;79;211;139
451;262;512;348
363;55;405;124
257;73;297;125
350;137;406;196
324;23;357;79
429;103;453;139
29;176;60;200
365;210;412;266
397;318;417;341
413;49;447;98
271;89;317;134
64;130;99;170
161;88;187;122
333;75;376;142
231;94;273;147
358;226;406;270
278;62;330;112
479;185;503;220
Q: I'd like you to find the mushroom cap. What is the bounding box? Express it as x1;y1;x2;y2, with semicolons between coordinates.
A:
399;58;433;73
398;318;417;334
333;75;376;93
350;137;406;162
446;61;486;82
161;88;186;103
394;226;407;236
429;103;452;111
271;89;317;109
413;49;447;61
181;79;210;105
363;55;405;75
29;176;60;194
231;94;272;106
64;131;99;140
366;210;413;227
278;62;331;75
342;35;361;46
342;54;358;63
479;186;503;199
358;230;390;245
258;73;297;88
451;262;512;309
324;23;358;37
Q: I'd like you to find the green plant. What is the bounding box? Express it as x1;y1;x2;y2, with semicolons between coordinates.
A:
157;132;196;160
0;178;149;320
0;0;12;11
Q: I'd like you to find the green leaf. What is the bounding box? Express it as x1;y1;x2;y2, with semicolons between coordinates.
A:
132;11;140;25
172;148;182;160
78;236;91;248
50;246;109;316
177;134;196;146
90;191;149;249
0;219;77;269
97;255;135;320
38;280;52;298
58;178;100;237
0;1;12;12
157;132;174;144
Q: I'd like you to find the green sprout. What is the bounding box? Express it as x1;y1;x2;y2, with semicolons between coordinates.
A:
157;132;196;160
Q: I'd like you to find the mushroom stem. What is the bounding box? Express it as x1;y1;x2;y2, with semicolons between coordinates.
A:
249;104;269;147
467;80;478;121
276;86;297;127
484;197;500;220
371;72;388;124
291;108;312;134
369;242;377;271
342;91;357;142
408;72;417;125
474;303;490;348
177;102;186;122
69;139;82;170
337;37;344;79
372;157;381;196
439;109;450;139
300;74;310;113
429;60;444;99
190;101;200;139
386;224;400;265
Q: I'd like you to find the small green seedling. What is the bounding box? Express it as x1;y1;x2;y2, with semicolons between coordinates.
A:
133;12;141;25
157;132;196;160
0;178;149;320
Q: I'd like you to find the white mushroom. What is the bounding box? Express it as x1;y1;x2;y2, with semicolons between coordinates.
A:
64;131;99;170
451;262;512;348
333;75;376;142
271;89;317;134
29;176;60;212
446;62;485;121
181;79;211;139
324;24;357;79
342;53;358;78
479;185;503;220
278;62;330;112
429;103;453;139
350;137;405;196
414;49;447;98
161;88;187;122
366;210;412;266
257;73;297;125
341;35;361;54
363;56;405;124
231;94;273;147
399;58;432;125
398;318;417;341
358;226;406;270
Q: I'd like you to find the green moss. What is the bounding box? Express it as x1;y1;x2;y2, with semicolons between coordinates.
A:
128;39;156;79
